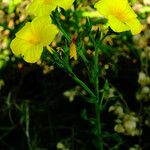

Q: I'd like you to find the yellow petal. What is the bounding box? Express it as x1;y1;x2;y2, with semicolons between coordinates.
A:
125;18;142;35
70;42;77;60
116;4;137;21
58;0;75;10
10;38;33;56
23;44;43;63
31;16;59;46
107;0;128;11
15;22;32;41
27;0;57;17
10;37;43;63
27;0;41;16
94;0;137;21
94;0;110;17
108;15;130;32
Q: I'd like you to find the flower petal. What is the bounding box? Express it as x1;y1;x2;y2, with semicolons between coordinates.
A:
125;18;142;35
31;16;59;46
10;38;33;56
94;0;110;17
23;44;43;63
10;37;43;63
27;0;57;17
107;0;128;11
121;4;137;21
15;22;32;41
108;15;130;32
94;0;137;21
58;0;74;10
70;42;77;60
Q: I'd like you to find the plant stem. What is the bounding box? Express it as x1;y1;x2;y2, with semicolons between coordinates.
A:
70;72;95;98
55;19;71;42
25;103;32;150
94;44;103;150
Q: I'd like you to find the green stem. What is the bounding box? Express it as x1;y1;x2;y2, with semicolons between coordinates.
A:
25;103;32;150
0;23;12;31
70;72;95;98
94;44;103;150
55;19;71;42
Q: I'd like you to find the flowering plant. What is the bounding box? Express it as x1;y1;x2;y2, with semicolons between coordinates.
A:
8;0;145;149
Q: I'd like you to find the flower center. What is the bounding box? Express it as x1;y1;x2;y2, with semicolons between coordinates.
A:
29;36;40;45
112;10;126;21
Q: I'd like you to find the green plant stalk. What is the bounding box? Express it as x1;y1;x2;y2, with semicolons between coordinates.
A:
94;45;103;150
55;19;71;42
68;44;103;149
70;71;95;98
25;103;32;150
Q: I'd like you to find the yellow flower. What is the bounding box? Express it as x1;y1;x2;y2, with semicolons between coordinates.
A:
27;0;75;17
10;16;59;63
94;0;142;34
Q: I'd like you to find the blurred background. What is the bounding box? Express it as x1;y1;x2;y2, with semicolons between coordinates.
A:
0;0;150;149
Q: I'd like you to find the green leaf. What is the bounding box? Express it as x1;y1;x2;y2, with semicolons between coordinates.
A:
104;80;109;92
81;109;88;120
